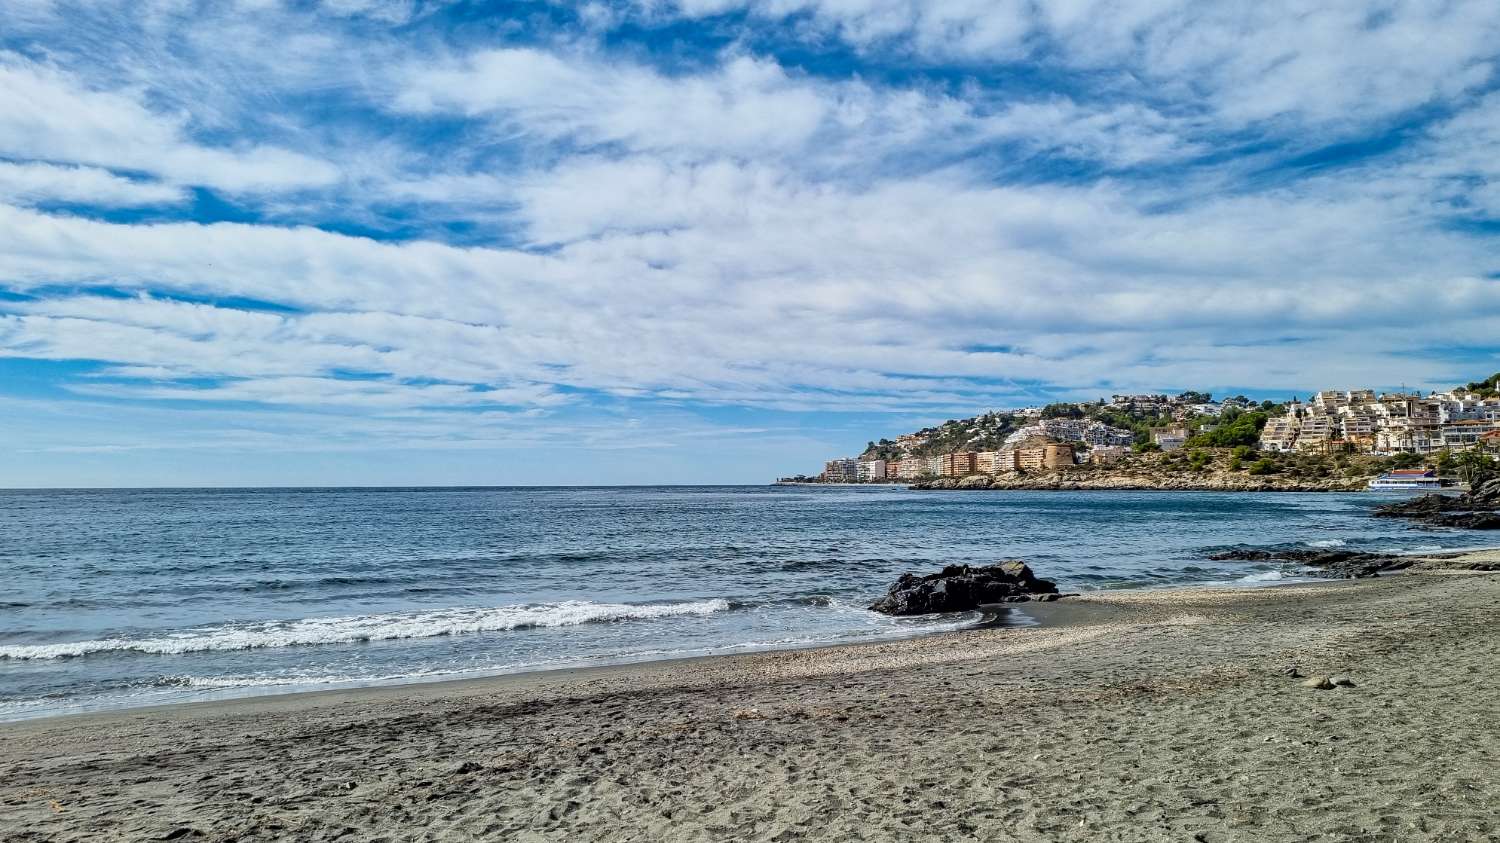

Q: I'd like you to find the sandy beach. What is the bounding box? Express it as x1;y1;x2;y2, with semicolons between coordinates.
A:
3;556;1497;842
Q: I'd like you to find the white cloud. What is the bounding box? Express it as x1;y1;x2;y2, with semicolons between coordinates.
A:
0;0;1497;472
0;161;186;207
0;52;340;193
633;1;1500;132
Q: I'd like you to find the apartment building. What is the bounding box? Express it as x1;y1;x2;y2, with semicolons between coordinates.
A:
823;458;858;483
1016;442;1076;470
942;452;978;477
858;459;887;481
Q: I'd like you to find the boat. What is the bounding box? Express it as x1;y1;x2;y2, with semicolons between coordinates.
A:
1366;469;1444;492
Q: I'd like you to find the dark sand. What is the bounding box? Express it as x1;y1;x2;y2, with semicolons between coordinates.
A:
3;559;1498;842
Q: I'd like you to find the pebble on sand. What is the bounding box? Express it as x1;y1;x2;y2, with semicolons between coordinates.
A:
1329;675;1356;687
1301;675;1334;690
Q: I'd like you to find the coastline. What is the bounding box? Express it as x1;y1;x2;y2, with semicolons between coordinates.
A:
5;554;1497;841
780;475;1374;491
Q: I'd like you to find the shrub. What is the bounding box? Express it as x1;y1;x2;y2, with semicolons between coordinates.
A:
1247;458;1279;475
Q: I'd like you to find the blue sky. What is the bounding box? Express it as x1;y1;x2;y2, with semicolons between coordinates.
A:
2;0;1499;486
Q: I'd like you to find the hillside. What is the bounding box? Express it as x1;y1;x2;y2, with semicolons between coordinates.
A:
858;392;1278;461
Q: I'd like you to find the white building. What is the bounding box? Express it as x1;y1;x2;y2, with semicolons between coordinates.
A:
823;458;858;483
857;459;887;481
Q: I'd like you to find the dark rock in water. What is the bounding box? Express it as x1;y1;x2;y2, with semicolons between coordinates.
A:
869;560;1059;615
1206;548;1411;578
1371;494;1463;518
1374;479;1500;530
1427;511;1500;530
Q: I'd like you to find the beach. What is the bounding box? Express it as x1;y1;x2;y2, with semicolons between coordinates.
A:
3;555;1496;842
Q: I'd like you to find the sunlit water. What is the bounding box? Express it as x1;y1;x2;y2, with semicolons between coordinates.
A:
1;486;1490;720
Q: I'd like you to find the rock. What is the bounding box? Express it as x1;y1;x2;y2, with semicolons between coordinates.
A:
956;474;992;489
1284;666;1303;679
1301;675;1334;690
1374;480;1500;531
1429;511;1500;530
1329;675;1355;687
869;560;1060;615
453;761;483;774
1206;547;1409;578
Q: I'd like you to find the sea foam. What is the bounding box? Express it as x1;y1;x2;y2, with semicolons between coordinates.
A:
0;599;733;661
1305;539;1347;548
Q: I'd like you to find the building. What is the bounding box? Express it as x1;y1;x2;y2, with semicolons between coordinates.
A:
897;457;924;479
823;458;858;483
1151;427;1188;451
1090;446;1128;465
942;452;978;477
1004;419;1133;449
1441;420;1500;449
924;456;944;477
1016;441;1075;471
857;459;887;482
975;451;1003;473
1259;411;1301;452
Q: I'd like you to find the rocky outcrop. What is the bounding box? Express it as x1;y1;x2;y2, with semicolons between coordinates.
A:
869;561;1063;615
1372;477;1500;530
1206;548;1414;578
911;471;1367;492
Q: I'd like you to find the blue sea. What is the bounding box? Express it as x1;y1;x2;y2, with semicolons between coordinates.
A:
1;486;1491;720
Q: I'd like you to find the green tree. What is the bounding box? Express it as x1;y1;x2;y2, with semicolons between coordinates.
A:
1040;403;1084;419
1388;452;1422;469
1187;412;1269;448
1454;449;1498;487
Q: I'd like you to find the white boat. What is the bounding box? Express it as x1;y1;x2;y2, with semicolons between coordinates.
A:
1367;469;1444;492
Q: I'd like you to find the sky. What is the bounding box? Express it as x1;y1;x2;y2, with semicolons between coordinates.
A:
1;0;1499;487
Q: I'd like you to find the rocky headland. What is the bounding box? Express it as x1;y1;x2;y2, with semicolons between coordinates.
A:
910;469;1366;492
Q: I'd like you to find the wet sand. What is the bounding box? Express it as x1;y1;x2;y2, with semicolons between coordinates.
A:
3;560;1498;842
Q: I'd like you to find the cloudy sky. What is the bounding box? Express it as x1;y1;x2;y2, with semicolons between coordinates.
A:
2;0;1499;486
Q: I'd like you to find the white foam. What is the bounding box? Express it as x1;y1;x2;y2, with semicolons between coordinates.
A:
1305;539;1346;548
1237;570;1287;583
0;599;732;661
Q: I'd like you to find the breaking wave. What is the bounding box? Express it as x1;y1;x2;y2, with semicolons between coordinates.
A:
1305;539;1347;548
0;599;733;661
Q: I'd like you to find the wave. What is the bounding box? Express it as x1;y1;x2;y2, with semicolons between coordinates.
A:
0;599;733;661
1304;539;1347;548
1237;570;1288;583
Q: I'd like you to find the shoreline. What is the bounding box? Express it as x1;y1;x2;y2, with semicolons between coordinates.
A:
4;555;1498;840
6;551;1498;726
779;479;1377;492
0;597;1129;729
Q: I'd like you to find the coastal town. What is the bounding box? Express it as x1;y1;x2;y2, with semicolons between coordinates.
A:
794;376;1500;484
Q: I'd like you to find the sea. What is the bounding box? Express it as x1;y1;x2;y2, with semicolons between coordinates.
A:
2;486;1492;721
